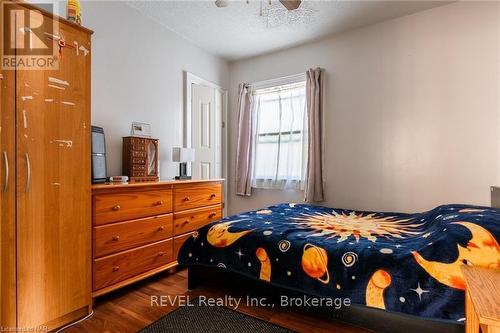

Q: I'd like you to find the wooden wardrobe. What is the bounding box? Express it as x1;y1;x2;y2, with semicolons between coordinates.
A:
0;3;92;331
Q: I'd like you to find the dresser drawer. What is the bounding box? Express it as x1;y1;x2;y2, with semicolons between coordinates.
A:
94;189;172;225
94;214;173;257
174;205;222;236
174;182;222;211
132;151;146;158
93;239;173;290
132;158;145;164
173;233;192;262
132;164;146;171
130;137;146;145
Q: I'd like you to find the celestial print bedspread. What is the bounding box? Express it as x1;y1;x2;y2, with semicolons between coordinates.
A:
178;203;500;322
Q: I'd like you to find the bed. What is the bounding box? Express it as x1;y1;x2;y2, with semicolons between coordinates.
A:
178;203;500;332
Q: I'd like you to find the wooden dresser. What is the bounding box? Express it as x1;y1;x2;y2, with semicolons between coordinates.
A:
92;179;224;297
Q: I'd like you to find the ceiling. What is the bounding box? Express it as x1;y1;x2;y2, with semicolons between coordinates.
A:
126;0;452;61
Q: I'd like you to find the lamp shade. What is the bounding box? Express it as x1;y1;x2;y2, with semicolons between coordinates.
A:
172;147;195;162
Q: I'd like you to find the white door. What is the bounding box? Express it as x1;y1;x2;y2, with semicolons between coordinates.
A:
191;83;222;179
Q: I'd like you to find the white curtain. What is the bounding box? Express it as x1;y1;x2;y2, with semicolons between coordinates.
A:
252;83;307;190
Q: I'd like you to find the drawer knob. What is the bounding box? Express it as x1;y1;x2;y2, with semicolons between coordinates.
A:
183;197;190;202
112;266;120;272
158;226;165;231
112;235;120;241
209;193;216;199
209;213;216;219
112;205;121;211
157;251;166;257
154;200;164;206
183;221;189;226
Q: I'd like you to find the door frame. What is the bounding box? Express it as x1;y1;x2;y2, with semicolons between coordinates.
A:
183;71;228;214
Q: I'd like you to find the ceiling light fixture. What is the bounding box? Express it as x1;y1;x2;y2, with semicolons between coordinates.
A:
214;0;302;11
262;2;314;27
213;0;313;27
215;0;230;8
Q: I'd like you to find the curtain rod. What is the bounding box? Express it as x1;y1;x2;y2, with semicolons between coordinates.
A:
248;72;306;89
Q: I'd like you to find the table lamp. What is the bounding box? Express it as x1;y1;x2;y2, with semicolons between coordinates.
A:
172;147;195;180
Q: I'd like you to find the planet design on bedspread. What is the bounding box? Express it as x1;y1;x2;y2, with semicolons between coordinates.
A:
293;211;423;243
412;222;500;290
256;247;271;282
301;244;330;284
341;252;358;267
207;221;253;248
365;269;392;309
278;240;291;252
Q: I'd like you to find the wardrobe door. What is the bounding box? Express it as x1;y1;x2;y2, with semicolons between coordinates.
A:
0;68;17;328
15;17;91;330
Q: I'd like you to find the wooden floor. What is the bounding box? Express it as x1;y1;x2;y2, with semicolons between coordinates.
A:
65;268;371;333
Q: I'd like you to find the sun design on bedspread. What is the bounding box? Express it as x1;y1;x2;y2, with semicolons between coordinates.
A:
293;211;423;243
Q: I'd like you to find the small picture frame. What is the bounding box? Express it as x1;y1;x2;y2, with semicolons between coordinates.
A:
130;122;151;138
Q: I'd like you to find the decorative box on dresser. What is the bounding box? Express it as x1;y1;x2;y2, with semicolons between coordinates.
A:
92;179;224;297
122;136;160;182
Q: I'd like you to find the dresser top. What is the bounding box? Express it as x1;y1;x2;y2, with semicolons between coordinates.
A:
92;179;224;191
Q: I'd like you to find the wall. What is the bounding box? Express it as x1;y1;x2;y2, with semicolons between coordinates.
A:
228;1;500;215
47;1;229;178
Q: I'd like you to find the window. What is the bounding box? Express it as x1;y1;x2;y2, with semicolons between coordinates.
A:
252;80;307;189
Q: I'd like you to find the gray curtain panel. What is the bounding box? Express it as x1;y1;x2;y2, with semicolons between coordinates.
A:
304;68;325;202
235;83;254;196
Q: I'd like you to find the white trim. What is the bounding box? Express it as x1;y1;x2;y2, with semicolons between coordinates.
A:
183;71;228;215
249;73;306;90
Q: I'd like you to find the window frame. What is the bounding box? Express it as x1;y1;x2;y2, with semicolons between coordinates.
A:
250;76;307;190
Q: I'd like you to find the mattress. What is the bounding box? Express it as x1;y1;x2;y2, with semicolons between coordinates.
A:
178;203;500;322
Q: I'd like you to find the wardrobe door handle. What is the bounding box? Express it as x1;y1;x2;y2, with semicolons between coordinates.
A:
25;153;31;192
3;152;8;193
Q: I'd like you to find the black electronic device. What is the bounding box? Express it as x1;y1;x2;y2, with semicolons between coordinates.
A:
91;126;107;183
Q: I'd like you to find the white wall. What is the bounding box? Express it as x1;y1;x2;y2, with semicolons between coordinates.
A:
228;1;500;215
75;1;229;178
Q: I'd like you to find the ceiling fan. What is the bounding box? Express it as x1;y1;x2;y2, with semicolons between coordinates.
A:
215;0;302;11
